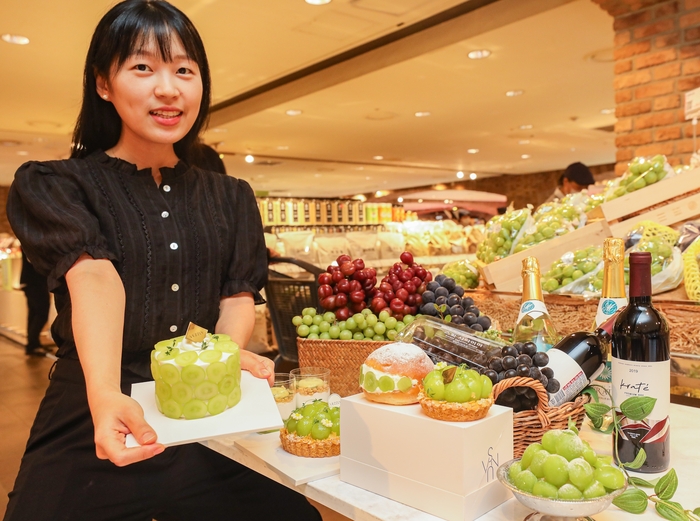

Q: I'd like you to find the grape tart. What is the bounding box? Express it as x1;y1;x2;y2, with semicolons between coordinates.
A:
359;342;435;405
420;363;494;421
280;400;340;458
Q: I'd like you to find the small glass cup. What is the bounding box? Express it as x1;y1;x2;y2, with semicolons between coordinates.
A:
271;373;296;421
290;366;331;407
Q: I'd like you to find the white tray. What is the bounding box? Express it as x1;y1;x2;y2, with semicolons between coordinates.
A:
126;371;283;448
234;431;340;486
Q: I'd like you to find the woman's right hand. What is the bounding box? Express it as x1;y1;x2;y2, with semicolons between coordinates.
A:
90;389;165;466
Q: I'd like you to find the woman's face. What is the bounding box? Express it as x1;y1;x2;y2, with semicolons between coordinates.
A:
97;34;203;152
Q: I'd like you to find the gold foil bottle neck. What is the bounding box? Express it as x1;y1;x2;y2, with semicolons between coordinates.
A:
603;238;625;263
522;256;540;274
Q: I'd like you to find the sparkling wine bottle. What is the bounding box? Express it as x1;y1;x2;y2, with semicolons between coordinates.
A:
611;252;670;473
547;316;612;407
513;257;560;352
593;238;628;408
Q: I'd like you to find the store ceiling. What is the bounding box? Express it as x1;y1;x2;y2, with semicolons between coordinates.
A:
0;0;615;198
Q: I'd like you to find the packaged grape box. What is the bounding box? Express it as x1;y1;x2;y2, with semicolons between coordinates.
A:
339;394;513;521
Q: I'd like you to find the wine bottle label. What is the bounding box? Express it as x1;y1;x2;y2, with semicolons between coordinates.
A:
611;358;670;445
593;359;613;407
595;297;627;328
516;299;549;324
547;349;598;408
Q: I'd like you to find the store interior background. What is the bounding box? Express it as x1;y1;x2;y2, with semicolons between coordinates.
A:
0;0;628;230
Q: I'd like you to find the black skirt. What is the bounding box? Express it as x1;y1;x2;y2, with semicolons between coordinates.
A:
3;358;320;521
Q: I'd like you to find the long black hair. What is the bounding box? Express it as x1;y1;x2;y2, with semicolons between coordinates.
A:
71;0;211;163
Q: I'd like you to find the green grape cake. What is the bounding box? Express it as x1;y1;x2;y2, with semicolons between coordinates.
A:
419;362;494;421
150;328;241;420
280;400;340;458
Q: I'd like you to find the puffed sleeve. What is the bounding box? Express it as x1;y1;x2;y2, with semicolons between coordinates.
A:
221;179;267;304
7;161;117;292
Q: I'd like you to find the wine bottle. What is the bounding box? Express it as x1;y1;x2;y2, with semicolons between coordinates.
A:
611;252;670;473
547;316;612;407
513;257;560;352
593;238;628;408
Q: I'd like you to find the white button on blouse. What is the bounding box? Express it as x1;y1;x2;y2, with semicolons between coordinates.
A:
170;242;178;250
169;325;177;332
171;284;179;292
163;185;171;192
161;211;169;218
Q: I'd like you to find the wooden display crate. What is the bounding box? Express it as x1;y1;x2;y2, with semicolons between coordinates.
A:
587;167;700;237
479;220;612;292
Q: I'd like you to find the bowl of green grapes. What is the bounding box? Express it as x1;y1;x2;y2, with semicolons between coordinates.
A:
498;428;627;520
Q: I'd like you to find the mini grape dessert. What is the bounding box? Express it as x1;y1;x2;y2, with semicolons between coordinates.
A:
151;323;241;420
359;342;434;405
505;428;627;500
280;400;340;458
420;363;494;421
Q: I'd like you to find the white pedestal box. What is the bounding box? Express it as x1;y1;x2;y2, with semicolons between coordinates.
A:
339;394;513;521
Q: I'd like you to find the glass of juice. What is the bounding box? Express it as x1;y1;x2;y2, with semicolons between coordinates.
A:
290;367;330;407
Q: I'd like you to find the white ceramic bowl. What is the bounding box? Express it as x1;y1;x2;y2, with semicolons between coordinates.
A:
497;459;627;520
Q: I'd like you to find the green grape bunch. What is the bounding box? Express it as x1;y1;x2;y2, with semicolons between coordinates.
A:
476;208;531;264
541;246;603;293
606;155;670;201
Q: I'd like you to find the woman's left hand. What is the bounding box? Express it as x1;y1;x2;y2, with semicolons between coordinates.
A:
240;349;274;386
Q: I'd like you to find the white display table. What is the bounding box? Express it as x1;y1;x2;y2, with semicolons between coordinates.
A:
202;403;700;521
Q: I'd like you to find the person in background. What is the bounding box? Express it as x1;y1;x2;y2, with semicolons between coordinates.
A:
546;162;595;202
20;251;51;357
4;1;320;520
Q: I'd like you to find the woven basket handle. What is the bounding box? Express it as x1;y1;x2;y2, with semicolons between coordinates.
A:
492;376;551;429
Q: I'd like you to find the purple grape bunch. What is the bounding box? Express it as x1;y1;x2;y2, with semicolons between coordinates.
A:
420;274;492;332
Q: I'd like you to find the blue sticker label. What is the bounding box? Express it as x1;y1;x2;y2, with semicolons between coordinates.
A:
521;301;535;313
602;299;618;315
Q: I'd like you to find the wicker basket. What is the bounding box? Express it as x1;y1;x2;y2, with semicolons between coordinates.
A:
493;376;590;458
297;338;390;397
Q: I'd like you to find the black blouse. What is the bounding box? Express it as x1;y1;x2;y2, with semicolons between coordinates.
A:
7;151;267;380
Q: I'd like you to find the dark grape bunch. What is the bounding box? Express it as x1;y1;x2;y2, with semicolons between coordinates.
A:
484;342;561;413
420;274;492;332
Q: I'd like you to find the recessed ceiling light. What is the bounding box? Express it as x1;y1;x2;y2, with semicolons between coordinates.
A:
397;197;404;203
375;191;383;197
285;109;302;116
468;49;491;60
305;0;331;4
456;171;465;179
414;111;431;117
444;199;450;204
506;90;524;97
2;34;30;45
418;198;423;203
469;172;477;180
218;153;224;159
518;139;530;145
17;150;29;156
467;148;479;154
210;127;227;133
314;173;322;178
519;124;533;130
600;108;614;114
244;154;255;163
365;176;371;180
521;154;531;159
276;145;289;150
373;155;384;160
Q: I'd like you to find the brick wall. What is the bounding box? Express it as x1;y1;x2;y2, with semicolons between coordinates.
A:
0;186;11;235
591;0;700;174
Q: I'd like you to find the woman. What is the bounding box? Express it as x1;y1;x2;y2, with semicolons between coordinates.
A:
5;2;321;520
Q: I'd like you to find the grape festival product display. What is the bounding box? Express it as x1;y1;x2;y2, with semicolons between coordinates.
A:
611;251;671;473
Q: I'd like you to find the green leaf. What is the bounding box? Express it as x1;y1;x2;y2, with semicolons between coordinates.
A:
623;448;647;470
599;423;615;435
655;469;679;501
620;396;656;421
445;315;452;323
629;476;658;488
591;415;604;430
582;386;600;403
438;304;447;313
693;507;700;516
567;416;579;435
655;500;688;521
613;489;649;514
584;402;612;419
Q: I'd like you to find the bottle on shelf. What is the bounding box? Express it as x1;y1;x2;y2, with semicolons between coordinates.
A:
512;257;560;352
546;316;611;407
592;238;628;408
611;251;670;473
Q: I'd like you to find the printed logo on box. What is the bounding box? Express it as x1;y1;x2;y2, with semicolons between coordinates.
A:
482;447;500;482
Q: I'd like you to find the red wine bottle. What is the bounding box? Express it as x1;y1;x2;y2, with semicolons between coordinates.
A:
611;252;670;473
546;316;612;407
